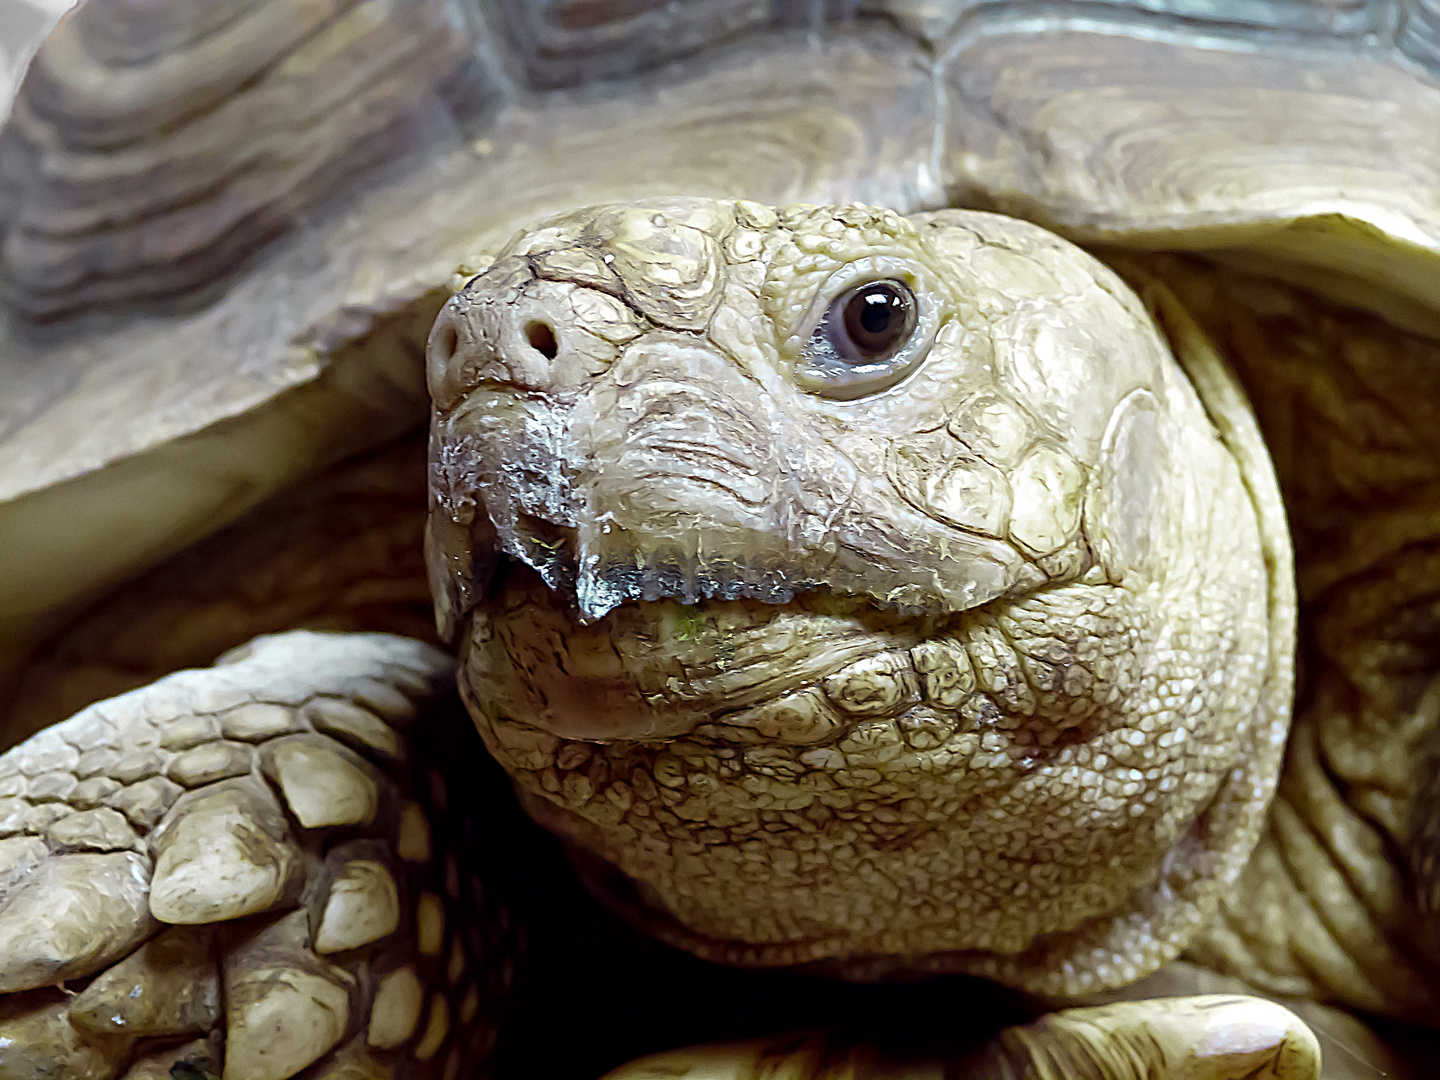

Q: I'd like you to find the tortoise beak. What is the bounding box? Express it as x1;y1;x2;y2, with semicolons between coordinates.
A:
426;356;800;631
425;389;584;643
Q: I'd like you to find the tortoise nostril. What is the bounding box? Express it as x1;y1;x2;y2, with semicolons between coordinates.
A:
434;321;459;366
526;320;558;360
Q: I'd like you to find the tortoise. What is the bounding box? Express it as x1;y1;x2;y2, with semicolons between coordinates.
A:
3;1;1440;1078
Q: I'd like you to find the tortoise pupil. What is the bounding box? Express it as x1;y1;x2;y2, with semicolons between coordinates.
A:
859;294;893;334
837;281;914;361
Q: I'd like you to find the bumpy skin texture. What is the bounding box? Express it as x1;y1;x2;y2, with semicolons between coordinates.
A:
427;200;1294;998
0;631;515;1079
0;630;1319;1080
1115;255;1440;1024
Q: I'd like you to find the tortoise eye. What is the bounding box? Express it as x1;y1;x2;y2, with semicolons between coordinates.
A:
797;278;926;400
830;281;916;364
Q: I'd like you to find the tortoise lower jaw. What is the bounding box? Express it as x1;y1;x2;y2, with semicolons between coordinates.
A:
459;560;926;743
463;562;711;742
545;831;863;971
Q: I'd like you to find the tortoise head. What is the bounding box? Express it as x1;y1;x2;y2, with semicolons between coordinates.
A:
425;198;1293;996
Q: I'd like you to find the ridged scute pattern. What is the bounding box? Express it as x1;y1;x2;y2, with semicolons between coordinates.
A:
865;0;1397;46
1400;0;1440;70
2;0;1435;322
490;0;771;87
0;0;482;316
64;0;262;66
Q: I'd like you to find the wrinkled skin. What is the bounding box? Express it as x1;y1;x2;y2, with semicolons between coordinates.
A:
5;0;1440;1072
1130;254;1440;1024
427;200;1294;998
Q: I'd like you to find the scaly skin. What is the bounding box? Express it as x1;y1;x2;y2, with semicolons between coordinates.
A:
0;632;518;1078
601;997;1324;1080
1114;254;1440;1022
427;200;1295;999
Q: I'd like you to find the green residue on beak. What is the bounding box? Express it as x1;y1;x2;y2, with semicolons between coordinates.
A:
669;605;735;667
672;606;707;642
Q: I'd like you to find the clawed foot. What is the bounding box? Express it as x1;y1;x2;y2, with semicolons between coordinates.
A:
600;996;1323;1080
0;631;516;1079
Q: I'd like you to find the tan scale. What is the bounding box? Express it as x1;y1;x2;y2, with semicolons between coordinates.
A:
68;926;221;1039
315;858;403;954
369;965;426;1050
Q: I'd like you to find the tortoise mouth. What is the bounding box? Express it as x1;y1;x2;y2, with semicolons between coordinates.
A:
474;515;877;626
479;539;880;617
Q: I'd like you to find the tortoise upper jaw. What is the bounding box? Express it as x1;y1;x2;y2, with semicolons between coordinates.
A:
429;369;1027;635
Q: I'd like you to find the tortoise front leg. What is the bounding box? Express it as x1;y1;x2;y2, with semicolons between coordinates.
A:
600;997;1321;1080
0;631;515;1079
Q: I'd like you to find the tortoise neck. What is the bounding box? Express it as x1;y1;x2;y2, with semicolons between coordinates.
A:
1148;252;1440;1021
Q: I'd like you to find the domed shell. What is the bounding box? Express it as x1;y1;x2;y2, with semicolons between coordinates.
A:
2;0;1440;680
